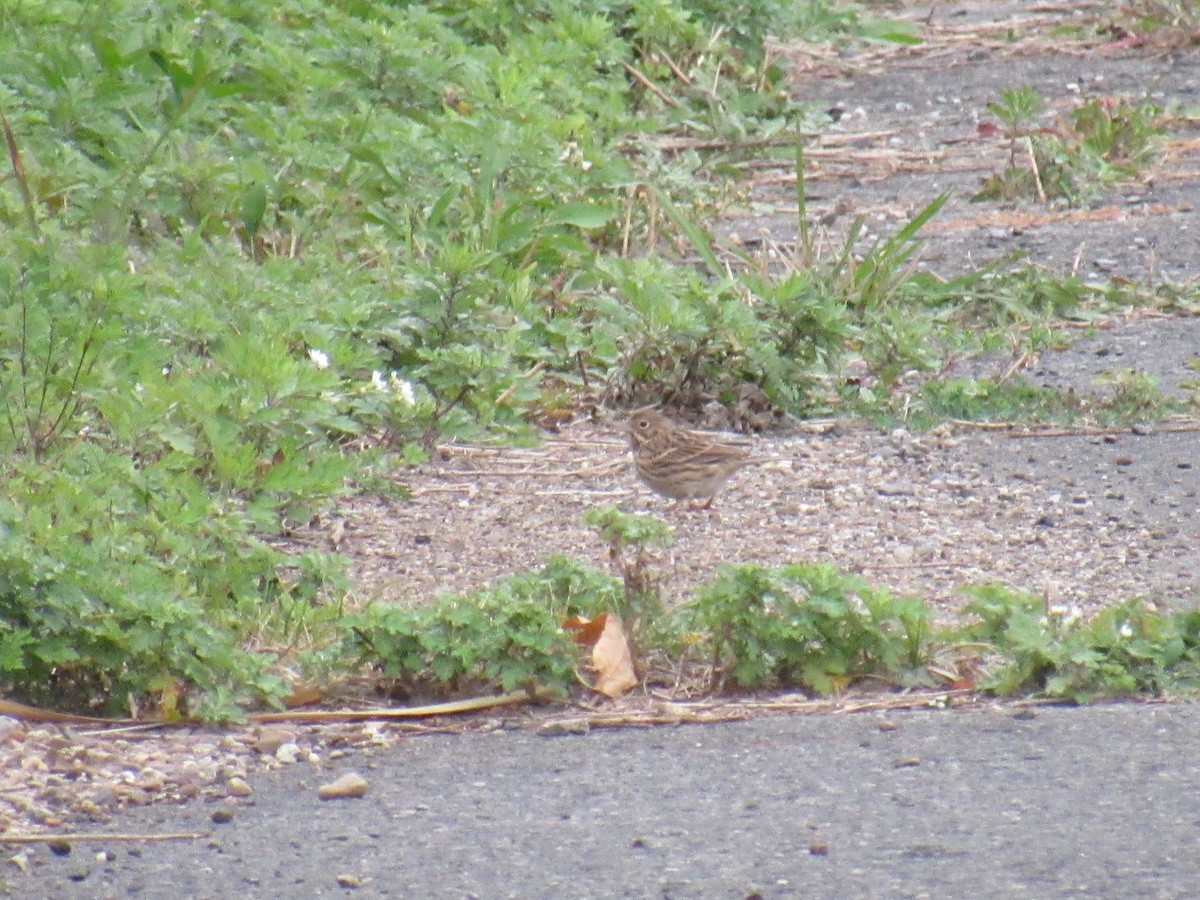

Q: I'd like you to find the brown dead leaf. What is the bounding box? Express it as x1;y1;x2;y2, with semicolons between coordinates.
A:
591;615;638;698
562;612;610;647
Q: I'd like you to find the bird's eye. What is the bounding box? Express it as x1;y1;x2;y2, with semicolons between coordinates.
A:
638;419;649;428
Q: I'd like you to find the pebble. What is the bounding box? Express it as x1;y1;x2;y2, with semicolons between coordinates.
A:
318;772;369;800
254;727;295;756
226;777;253;798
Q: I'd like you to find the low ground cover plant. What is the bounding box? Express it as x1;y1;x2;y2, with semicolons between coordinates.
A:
1;1;1195;719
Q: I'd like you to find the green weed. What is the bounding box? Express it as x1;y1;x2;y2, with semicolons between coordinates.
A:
975;88;1167;205
958;586;1200;701
687;563;935;694
583;506;673;663
344;557;620;699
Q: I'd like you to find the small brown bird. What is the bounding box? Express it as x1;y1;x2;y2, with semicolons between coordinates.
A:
626;407;750;508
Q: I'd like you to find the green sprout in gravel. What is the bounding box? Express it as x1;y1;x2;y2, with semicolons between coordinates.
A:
975;87;1168;205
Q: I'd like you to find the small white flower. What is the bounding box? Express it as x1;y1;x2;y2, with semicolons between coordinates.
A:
389;373;416;406
1118;622;1134;639
558;141;591;171
371;370;388;392
308;348;330;369
1063;606;1083;628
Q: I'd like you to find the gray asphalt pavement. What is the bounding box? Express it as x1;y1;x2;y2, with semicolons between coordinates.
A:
20;701;1200;899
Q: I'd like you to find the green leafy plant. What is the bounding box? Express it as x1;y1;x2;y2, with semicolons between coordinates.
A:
0;445;335;721
345;557;621;699
985;86;1048;169
607;185;953;412
915;368;1177;428
958;585;1200;701
1072;97;1164;174
975;88;1167;205
0;239;124;459
583;506;673;660
1093;368;1175;422
687;563;935;694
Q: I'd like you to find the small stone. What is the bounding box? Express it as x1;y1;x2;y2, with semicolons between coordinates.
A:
137;769;166;792
275;743;301;764
877;720;897;733
537;720;591;736
337;874;364;888
114;785;151;807
895;757;921;768
67;864;90;882
48;838;73;856
217;764;243;782
226;777;253;798
211;807;235;824
318;772;369;800
809;842;830;856
254;727;295;757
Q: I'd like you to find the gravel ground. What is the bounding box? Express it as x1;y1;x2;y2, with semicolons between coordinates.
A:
313;405;1198;621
